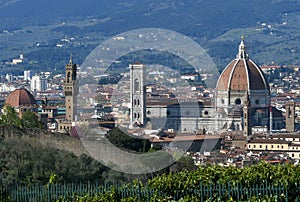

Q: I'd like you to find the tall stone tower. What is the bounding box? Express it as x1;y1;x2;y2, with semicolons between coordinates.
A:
286;101;295;132
64;55;78;122
130;63;146;127
243;92;251;136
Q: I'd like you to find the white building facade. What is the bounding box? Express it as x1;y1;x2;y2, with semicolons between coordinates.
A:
31;74;48;92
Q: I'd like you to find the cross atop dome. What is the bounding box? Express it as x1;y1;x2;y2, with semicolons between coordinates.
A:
237;35;248;60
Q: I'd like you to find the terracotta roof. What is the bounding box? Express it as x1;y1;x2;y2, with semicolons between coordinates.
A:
217;59;269;91
216;39;269;92
5;87;36;107
248;139;289;144
271;134;300;139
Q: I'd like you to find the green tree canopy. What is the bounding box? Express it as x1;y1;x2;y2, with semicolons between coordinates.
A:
0;106;22;128
106;127;151;153
21;111;43;129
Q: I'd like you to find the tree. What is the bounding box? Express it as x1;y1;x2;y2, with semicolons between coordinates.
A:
0;106;22;128
21;111;43;129
106;127;151;153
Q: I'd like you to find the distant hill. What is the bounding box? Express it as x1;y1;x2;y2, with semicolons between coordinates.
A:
0;0;300;73
0;0;298;37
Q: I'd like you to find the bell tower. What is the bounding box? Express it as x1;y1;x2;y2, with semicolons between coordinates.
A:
64;55;78;122
243;92;251;136
130;63;146;127
286;101;295;132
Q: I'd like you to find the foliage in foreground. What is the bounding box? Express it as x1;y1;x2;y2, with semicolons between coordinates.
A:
147;161;299;201
12;162;298;202
72;162;300;201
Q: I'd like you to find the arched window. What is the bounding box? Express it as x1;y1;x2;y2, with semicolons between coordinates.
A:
67;72;71;83
288;108;292;118
134;79;139;92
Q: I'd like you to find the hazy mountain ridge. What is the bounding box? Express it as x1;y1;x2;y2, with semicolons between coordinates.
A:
0;0;298;31
1;0;300;73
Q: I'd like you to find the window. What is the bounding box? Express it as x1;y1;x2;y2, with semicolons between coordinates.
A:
67;72;71;82
259;145;262;148
288;108;292;118
134;79;139;92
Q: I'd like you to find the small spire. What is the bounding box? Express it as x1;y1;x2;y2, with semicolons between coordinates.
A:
69;53;73;64
237;36;248;59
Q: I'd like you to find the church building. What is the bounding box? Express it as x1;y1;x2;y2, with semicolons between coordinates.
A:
129;37;284;135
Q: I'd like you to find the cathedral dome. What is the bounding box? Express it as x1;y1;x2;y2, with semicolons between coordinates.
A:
5;86;36;107
216;37;269;92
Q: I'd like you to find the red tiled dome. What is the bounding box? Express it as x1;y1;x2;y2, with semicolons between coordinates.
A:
216;38;269;92
5;87;36;107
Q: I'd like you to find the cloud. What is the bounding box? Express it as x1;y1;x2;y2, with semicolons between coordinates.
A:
0;0;23;9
